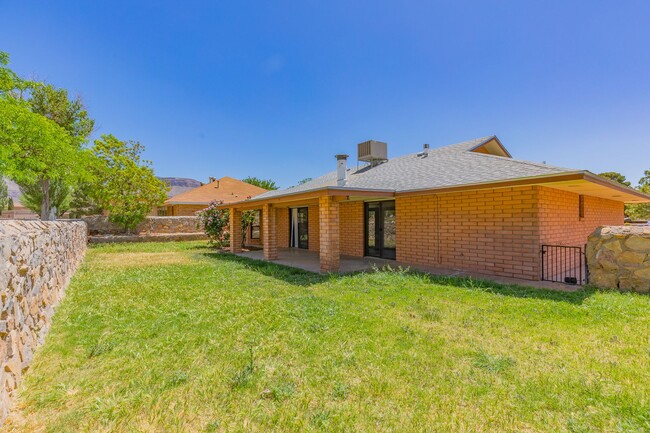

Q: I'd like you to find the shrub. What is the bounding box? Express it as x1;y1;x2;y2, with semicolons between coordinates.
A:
196;200;230;247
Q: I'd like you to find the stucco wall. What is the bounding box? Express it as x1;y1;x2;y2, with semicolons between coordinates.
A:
587;226;650;292
83;215;203;235
0;220;87;422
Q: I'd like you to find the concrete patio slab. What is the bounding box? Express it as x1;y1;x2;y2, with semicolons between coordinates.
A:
235;248;579;291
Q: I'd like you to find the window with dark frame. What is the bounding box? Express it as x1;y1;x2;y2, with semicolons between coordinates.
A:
251;210;261;239
578;194;585;219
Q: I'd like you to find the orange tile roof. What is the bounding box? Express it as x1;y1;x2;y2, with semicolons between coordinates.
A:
164;176;267;205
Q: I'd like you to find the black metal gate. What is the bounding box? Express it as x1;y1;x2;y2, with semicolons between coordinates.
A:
541;245;586;285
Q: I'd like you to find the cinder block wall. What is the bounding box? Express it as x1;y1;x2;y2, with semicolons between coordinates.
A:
0;220;87;423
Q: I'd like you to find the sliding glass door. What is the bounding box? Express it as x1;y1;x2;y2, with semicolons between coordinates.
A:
365;201;396;259
289;207;309;249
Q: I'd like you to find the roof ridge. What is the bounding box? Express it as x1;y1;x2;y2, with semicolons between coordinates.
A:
467;150;573;171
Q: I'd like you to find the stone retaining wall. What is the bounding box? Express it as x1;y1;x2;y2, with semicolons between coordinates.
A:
82;215;202;235
586;226;650;292
0;220;87;422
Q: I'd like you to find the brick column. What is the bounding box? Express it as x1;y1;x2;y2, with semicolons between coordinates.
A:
262;204;278;260
229;207;242;253
319;195;340;272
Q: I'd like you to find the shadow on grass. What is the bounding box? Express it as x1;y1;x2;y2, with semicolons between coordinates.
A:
414;271;597;305
202;252;330;287
203;252;599;304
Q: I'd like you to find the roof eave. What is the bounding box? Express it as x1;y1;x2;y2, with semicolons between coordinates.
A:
397;171;650;203
220;186;396;208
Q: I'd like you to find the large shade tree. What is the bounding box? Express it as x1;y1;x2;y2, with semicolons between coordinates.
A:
89;134;168;231
627;170;650;221
0;176;8;215
599;170;650;221
242;176;279;190
0;52;92;220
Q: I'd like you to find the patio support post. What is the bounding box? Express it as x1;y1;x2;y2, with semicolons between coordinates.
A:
319;195;340;273
229;207;242;253
262;203;278;260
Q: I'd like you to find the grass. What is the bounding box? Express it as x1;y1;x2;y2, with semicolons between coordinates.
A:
3;241;650;432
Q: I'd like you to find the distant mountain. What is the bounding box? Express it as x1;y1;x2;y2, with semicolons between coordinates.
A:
157;177;202;198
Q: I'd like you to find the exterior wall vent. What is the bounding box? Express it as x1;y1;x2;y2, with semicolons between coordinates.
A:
357;140;388;166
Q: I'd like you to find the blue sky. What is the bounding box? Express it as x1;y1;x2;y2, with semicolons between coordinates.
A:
1;1;649;188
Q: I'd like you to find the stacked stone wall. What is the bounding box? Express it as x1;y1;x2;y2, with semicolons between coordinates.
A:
587;226;650;292
0;220;87;422
83;215;203;235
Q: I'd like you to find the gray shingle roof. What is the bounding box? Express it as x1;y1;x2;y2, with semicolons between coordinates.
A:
254;136;578;200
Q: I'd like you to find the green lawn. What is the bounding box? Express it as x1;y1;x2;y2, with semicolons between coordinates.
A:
4;241;650;433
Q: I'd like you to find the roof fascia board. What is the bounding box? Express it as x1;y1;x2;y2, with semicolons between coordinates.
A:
397;172;586;197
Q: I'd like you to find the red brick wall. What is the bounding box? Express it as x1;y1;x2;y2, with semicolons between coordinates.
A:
308;204;320;252
340;201;364;257
537;187;624;246
171;204;207;216
276;208;289;248
319;196;340;272
396;186;541;280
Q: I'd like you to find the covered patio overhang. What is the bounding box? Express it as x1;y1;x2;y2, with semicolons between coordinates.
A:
220;187;394;273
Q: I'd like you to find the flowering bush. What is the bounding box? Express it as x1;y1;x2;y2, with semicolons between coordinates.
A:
196;200;230;247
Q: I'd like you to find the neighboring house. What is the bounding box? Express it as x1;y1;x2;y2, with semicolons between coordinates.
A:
162;176;268;217
150;177;202;216
223;136;650;282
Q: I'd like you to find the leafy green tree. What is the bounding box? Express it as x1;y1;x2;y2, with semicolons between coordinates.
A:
627;170;650;221
18;84;95;219
29;84;94;139
0;176;8;215
598;172;631;187
7;197;13;211
242;176;278;190
68;181;102;218
89;134;168;231
0;52;92;220
18;179;71;218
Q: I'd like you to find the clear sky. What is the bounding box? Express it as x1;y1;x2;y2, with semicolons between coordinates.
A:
1;1;649;188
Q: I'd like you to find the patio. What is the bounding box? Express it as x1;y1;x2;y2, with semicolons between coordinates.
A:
235;248;573;291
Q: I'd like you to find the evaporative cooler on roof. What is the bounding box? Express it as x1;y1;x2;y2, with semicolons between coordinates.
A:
357;140;388;166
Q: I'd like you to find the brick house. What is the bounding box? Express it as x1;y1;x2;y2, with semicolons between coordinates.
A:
224;136;650;281
162;176;267;216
